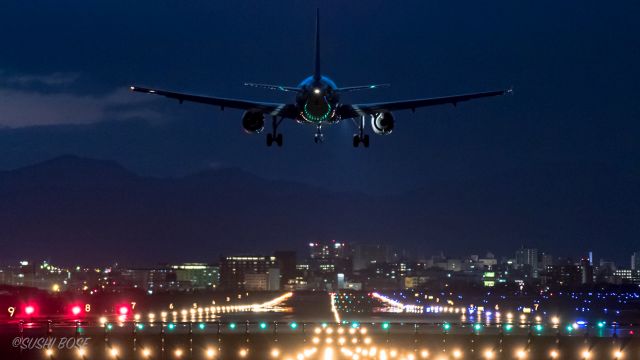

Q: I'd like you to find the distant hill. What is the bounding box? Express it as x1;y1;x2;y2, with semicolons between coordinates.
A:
0;156;637;265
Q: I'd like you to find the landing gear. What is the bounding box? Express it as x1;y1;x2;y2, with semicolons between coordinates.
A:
314;125;324;144
352;115;370;148
352;134;369;147
266;116;284;147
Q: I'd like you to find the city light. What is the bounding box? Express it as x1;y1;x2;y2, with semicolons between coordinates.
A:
229;322;237;330
443;323;451;331
118;306;129;315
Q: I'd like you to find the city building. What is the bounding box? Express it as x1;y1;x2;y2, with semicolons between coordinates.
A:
171;263;219;289
219;255;277;290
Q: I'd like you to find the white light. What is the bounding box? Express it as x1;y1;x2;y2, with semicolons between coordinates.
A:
77;348;87;357
45;348;54;357
516;349;527;359
313;88;321;94
175;348;183;358
206;348;216;358
614;350;623;359
110;347;119;358
484;350;494;359
420;350;429;358
550;350;559;359
271;349;280;358
452;349;462;359
239;348;248;358
581;350;591;359
142;348;151;358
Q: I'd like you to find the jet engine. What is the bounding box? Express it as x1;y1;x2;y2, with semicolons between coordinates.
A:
371;112;395;135
241;111;265;133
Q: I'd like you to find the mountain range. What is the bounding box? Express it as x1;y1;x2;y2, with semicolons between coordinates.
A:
0;155;637;265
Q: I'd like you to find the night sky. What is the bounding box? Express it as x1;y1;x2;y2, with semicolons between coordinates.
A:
0;1;638;264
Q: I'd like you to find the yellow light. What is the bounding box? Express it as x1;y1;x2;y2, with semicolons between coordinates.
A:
206;348;216;358
326;338;333;344
99;317;107;325
337;328;345;334
516;349;527;359
175;348;183;358
312;337;320;344
360;328;368;335
407;354;415;360
52;283;60;292
484;350;494;359
77;348;87;357
363;337;372;345
314;327;322;334
550;350;559;359
349;328;357;334
551;316;560;325
110;347;119;358
390;350;398;358
45;348;54;357
420;349;429;358
239;348;248;357
581;350;591;359
271;349;280;358
452;349;462;359
614;350;623;359
338;337;346;345
142;348;152;358
326;327;334;334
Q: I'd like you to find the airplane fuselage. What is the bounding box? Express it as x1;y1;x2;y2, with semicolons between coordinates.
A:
296;75;339;124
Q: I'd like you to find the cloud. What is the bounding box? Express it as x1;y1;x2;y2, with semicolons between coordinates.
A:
1;71;80;87
0;87;161;128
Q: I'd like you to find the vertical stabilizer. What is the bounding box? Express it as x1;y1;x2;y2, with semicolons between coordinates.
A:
313;8;321;81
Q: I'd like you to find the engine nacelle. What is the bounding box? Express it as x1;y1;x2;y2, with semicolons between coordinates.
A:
371;112;395;135
241;111;265;134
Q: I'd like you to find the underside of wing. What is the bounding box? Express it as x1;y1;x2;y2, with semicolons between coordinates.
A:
337;88;511;119
130;86;298;118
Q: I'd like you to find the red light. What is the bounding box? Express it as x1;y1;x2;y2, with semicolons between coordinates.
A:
71;306;82;315
24;305;35;315
118;306;129;315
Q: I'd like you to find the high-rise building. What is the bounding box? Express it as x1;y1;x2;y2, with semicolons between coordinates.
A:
515;248;539;277
353;244;391;271
171;263;219;289
580;257;594;284
219;256;277;290
308;240;352;276
632;252;640;270
274;251;297;285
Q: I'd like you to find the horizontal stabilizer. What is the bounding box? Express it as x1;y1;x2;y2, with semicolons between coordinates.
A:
244;83;301;92
336;84;390;93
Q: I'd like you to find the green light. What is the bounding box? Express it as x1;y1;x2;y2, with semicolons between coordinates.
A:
198;323;206;330
597;321;606;328
106;323;113;331
443;323;451;331
535;324;543;332
351;322;360;329
381;322;390;330
504;324;513;331
474;323;482;331
321;322;328;328
136;323;145;330
259;322;268;330
566;325;573;332
302;101;333;122
167;323;176;330
289;322;298;329
229;322;237;330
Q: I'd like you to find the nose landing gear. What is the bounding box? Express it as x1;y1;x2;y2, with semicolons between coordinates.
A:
314;125;324;144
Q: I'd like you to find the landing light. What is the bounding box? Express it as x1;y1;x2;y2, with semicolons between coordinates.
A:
313;88;321;94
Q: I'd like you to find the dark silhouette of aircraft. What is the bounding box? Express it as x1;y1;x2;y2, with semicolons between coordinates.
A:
131;10;511;147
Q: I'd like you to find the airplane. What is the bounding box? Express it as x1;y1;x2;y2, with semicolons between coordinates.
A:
130;10;511;147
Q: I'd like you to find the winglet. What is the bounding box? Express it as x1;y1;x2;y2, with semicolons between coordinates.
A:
313;8;321;81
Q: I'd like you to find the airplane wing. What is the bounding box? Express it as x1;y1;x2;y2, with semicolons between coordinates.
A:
337;88;511;118
335;84;390;93
130;86;299;118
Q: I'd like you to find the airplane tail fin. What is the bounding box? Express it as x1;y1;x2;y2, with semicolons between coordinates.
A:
313;8;321;81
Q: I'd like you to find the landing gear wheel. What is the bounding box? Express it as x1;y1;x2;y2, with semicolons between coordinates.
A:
266;133;274;147
362;134;370;148
275;133;283;147
353;135;360;147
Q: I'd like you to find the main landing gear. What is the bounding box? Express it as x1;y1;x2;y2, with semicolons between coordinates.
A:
266;116;283;147
353;115;370;148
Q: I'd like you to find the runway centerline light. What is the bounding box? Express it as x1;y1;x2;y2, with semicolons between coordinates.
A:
175;348;183;358
45;348;54;357
516;349;527;359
